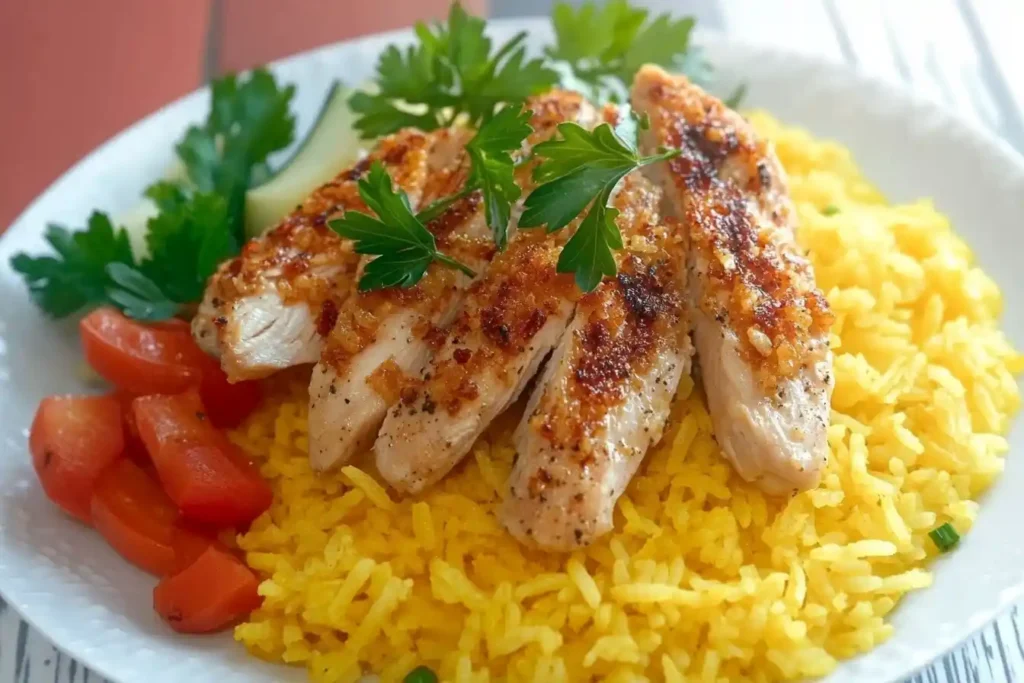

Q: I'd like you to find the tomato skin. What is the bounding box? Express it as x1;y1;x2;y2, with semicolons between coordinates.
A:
109;390;154;468
133;391;273;527
153;545;262;633
91;459;226;576
30;395;125;523
90;459;179;575
80;308;204;394
197;356;263;428
169;524;222;575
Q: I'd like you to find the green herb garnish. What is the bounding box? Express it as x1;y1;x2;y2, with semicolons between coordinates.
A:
547;0;699;101
11;213;157;319
929;522;960;552
139;182;237;305
11;68;296;320
403;666;438;683
822;204;840;216
349;2;557;138
329;161;475;291
519;116;679;291
13;1;720;309
416;105;534;250
176;68;297;244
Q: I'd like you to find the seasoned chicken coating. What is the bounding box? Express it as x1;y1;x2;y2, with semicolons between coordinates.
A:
191;129;435;380
502;174;693;551
374;143;676;496
631;65;834;495
309;91;597;471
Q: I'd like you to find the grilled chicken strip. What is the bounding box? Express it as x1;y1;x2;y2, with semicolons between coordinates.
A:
191;129;435;381
309;91;597;471
631;65;835;495
502;174;693;551
375;121;682;496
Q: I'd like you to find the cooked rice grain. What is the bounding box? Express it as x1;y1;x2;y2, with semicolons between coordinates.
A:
232;113;1023;682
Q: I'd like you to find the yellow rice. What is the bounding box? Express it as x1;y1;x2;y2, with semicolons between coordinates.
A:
230;113;1024;682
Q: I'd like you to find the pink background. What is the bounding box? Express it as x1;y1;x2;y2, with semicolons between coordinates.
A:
0;0;485;232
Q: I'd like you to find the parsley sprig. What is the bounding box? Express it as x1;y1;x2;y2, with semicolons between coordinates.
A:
349;2;556;138
331;105;532;290
520;113;679;291
329;161;475;291
175;69;296;245
11;68;296;320
13;1;723;311
546;0;703;102
11;214;150;318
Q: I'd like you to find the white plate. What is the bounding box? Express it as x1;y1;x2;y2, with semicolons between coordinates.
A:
1;18;1023;683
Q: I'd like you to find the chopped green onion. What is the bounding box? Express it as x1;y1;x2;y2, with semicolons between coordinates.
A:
404;665;438;683
929;522;960;552
821;204;840;216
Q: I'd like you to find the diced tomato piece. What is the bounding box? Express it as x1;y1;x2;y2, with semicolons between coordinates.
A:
91;459;179;575
111;390;141;440
109;390;153;468
169;524;222;575
196;356;263;428
91;459;225;576
133;391;272;527
30;395;124;523
80;308;205;394
153;545;262;633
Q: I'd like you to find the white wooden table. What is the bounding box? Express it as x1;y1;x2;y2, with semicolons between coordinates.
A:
2;1;1022;681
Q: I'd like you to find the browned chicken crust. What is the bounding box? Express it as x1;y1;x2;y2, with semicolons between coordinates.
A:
197;129;433;351
319;127;482;376
638;71;833;386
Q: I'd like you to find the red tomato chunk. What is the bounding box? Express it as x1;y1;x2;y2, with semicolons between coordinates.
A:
80;308;204;395
133;391;272;527
90;459;219;576
153;545;262;633
30;395;124;523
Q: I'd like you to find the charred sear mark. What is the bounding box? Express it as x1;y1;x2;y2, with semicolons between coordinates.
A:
667;118;741;190
343;155;373;181
317;299;339;337
427;191;481;241
690;183;833;382
619;265;672;322
422;324;447;350
572;259;680;402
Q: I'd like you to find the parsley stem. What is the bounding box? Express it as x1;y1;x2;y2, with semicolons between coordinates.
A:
434;251;477;279
638;148;682;167
416;186;475;224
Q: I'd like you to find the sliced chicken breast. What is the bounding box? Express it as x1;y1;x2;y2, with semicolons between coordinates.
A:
192;129;435;380
502;176;693;551
309;91;598;472
631;65;835;495
374;157;665;495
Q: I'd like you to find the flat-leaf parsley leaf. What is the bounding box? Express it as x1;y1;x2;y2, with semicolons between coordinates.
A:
349;2;556;137
547;0;698;100
10;213;177;320
176;68;297;244
329;161;476;291
519;115;678;291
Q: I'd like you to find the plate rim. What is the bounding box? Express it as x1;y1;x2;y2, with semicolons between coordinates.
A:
2;15;1024;683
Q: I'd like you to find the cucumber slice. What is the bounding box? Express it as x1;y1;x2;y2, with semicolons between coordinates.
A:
117;199;159;260
244;83;368;238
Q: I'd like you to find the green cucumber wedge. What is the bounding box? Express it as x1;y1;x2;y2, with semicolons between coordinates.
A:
244;82;368;238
